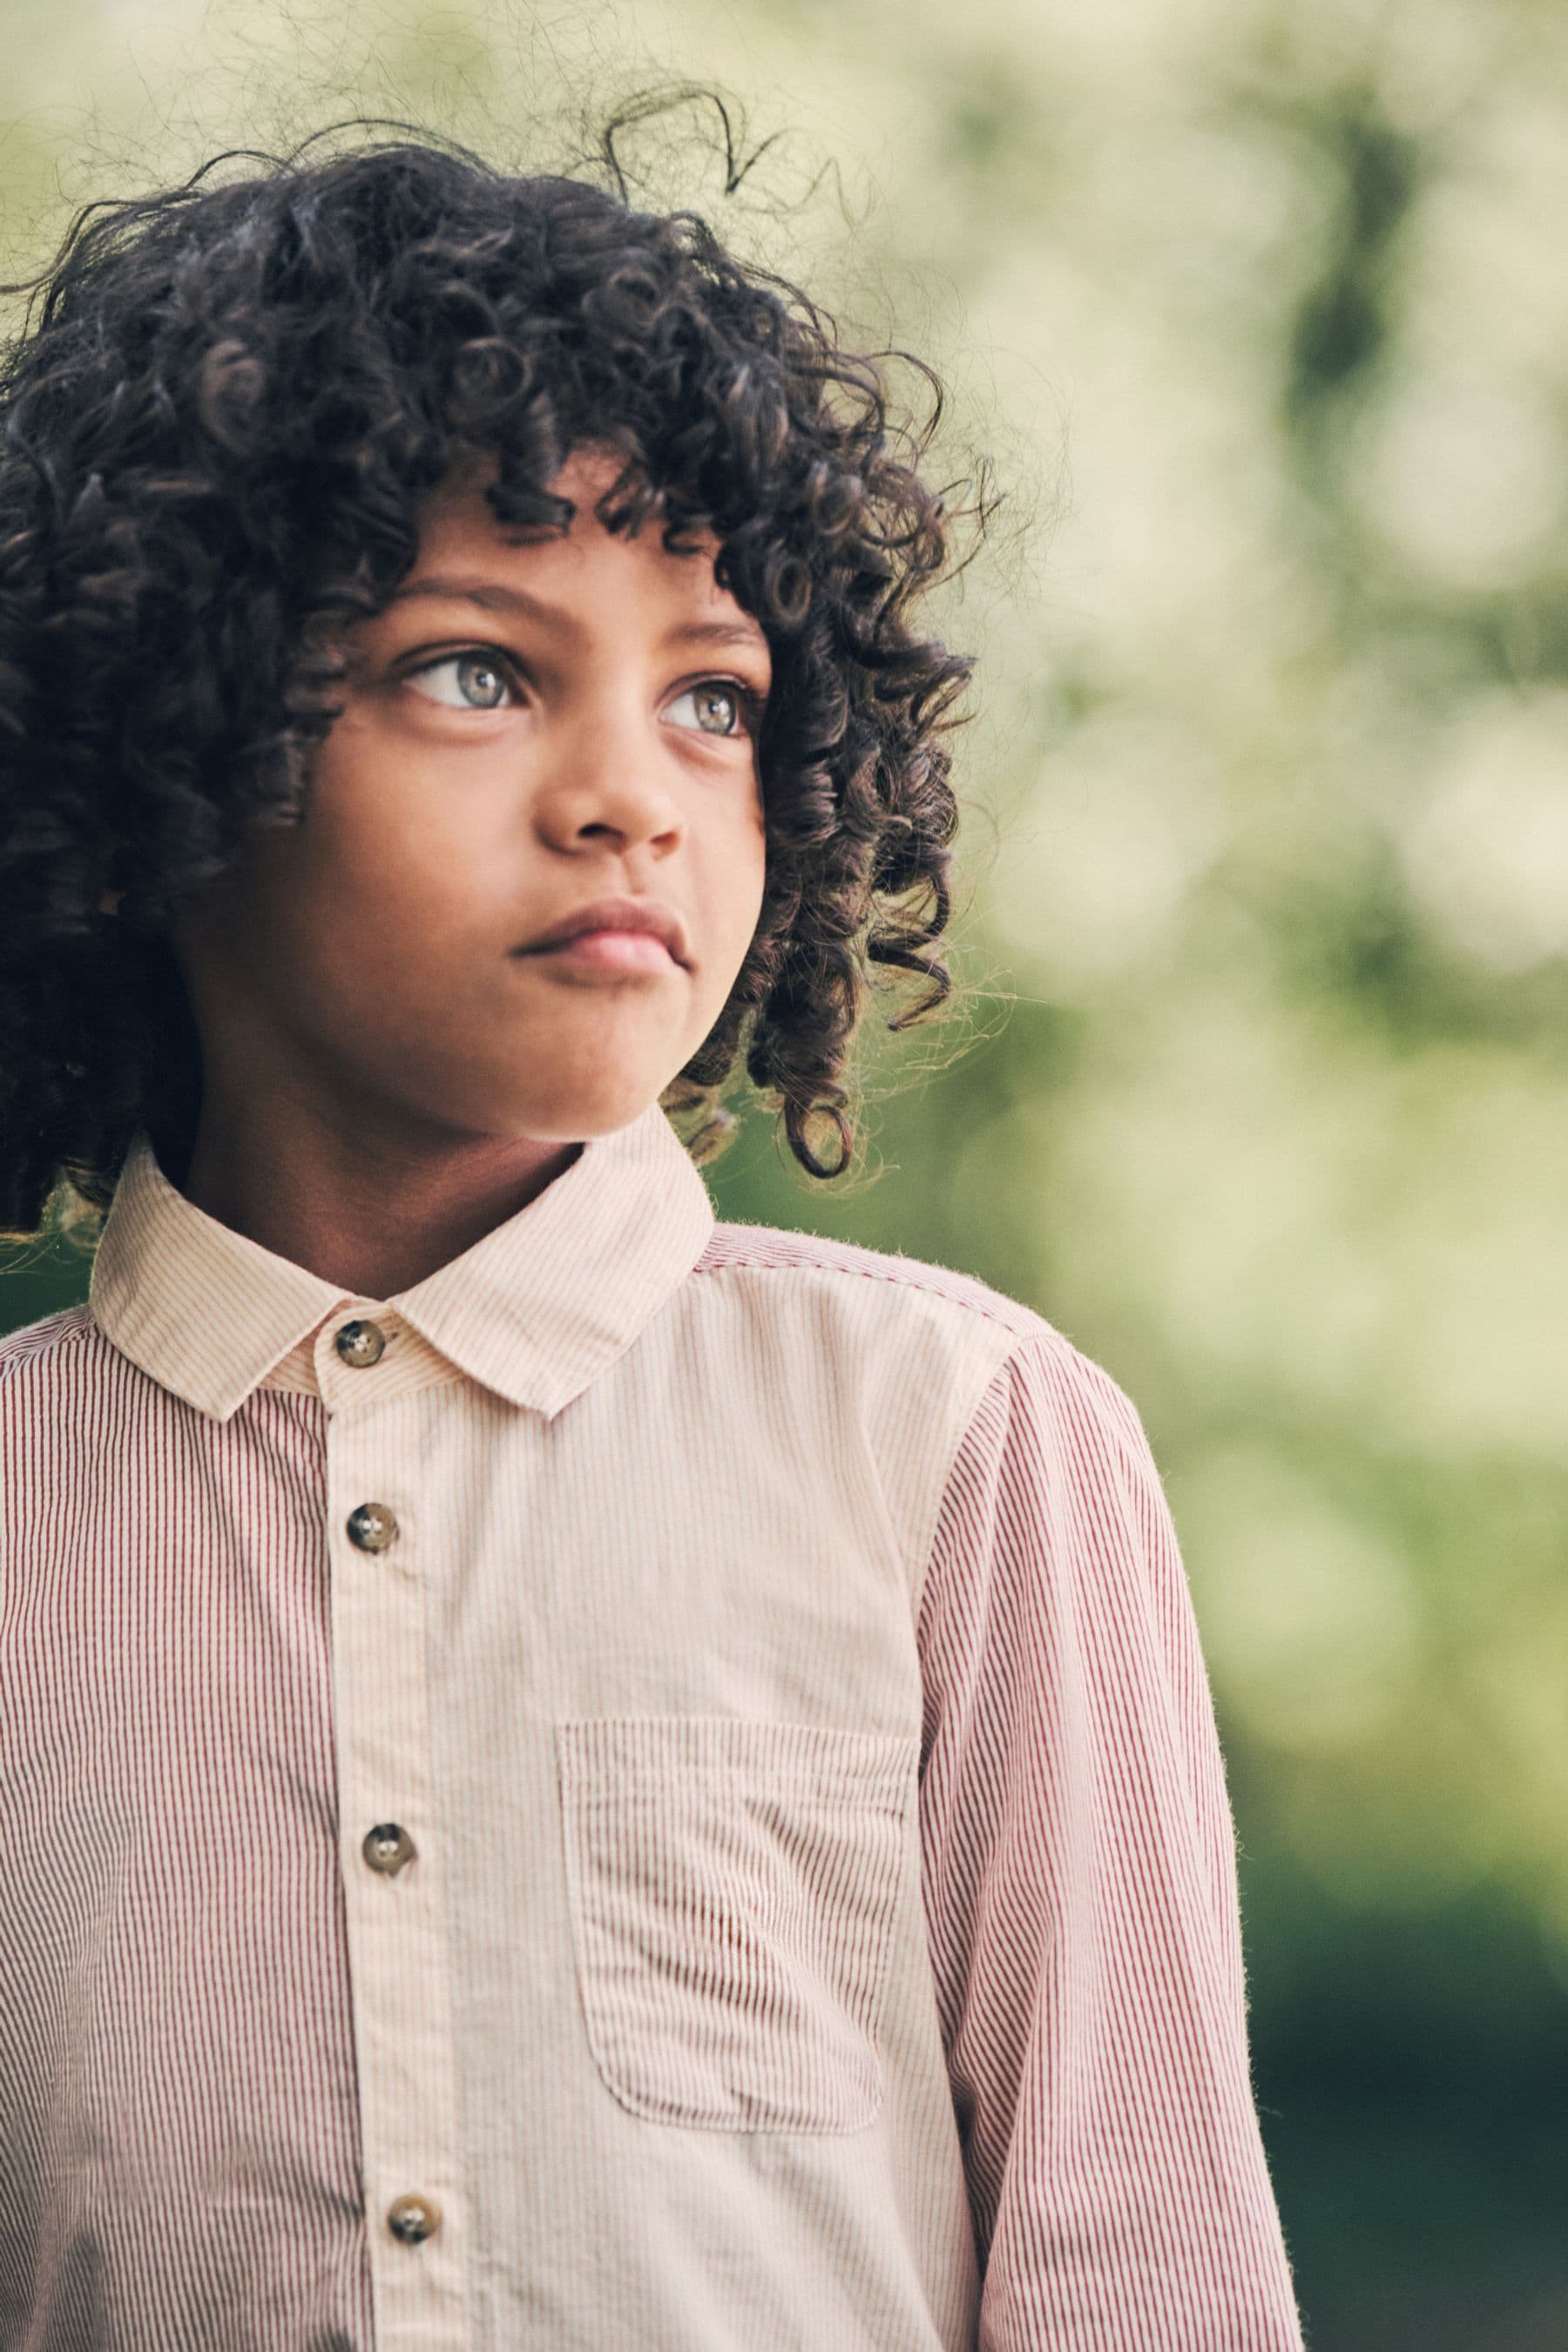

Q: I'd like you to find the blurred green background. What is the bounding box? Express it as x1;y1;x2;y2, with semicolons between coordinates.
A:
4;1;1567;2342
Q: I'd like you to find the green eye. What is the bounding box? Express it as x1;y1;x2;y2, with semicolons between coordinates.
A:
457;657;507;708
668;683;745;736
409;653;512;709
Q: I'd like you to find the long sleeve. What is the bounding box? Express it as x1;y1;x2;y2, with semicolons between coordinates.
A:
916;1332;1304;2349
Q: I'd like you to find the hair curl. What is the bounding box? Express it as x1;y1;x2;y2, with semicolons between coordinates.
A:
0;125;977;1238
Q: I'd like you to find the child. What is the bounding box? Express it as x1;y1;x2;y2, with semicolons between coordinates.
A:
0;133;1303;2349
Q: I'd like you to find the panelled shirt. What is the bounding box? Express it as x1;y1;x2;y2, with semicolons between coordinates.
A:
0;1101;1304;2350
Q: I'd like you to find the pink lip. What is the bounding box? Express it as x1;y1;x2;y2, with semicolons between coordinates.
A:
517;895;690;968
531;930;677;976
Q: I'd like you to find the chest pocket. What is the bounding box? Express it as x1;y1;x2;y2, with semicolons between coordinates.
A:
554;1716;918;2134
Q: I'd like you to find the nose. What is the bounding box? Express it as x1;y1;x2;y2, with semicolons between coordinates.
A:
531;699;684;863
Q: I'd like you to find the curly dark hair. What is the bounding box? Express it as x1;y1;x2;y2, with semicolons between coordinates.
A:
0;124;978;1240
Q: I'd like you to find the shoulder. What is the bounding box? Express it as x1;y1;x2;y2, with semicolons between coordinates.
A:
697;1220;1045;1343
693;1227;1166;1594
0;1302;96;1389
693;1220;1128;1432
0;1304;102;1435
697;1218;1125;1369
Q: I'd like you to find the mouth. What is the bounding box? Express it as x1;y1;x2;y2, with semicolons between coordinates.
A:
512;894;691;977
523;930;679;977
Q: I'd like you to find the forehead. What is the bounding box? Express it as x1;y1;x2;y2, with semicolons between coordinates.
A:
409;447;761;639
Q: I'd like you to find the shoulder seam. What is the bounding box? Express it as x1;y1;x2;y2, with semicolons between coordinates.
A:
693;1240;1043;1343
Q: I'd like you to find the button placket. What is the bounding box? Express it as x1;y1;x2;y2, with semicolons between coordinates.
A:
325;1398;469;2347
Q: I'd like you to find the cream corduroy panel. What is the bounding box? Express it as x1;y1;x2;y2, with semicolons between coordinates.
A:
0;1103;1303;2351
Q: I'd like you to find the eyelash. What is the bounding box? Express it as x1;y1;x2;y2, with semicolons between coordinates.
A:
404;646;766;735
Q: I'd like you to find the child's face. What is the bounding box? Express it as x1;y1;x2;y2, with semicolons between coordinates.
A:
172;446;771;1151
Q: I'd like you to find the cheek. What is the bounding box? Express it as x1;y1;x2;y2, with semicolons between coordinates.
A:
711;790;768;939
300;735;507;941
692;848;766;1017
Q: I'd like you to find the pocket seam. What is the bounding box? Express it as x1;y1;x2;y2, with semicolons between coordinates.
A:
556;1716;916;2137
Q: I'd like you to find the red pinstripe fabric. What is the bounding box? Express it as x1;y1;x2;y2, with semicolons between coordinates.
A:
0;1315;370;2350
916;1342;1300;2347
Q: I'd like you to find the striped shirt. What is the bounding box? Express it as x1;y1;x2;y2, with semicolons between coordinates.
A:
0;1101;1303;2350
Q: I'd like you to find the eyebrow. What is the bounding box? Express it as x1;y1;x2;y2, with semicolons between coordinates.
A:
388;575;769;655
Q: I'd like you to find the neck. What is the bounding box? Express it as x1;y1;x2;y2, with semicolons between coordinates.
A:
177;1086;582;1296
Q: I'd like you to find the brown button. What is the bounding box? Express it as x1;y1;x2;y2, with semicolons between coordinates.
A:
386;2191;442;2244
335;1318;387;1369
362;1822;416;1876
346;1502;398;1552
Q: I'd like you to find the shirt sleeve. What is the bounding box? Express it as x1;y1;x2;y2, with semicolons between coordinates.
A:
916;1331;1304;2349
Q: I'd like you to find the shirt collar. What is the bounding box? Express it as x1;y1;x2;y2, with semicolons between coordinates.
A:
89;1104;716;1423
